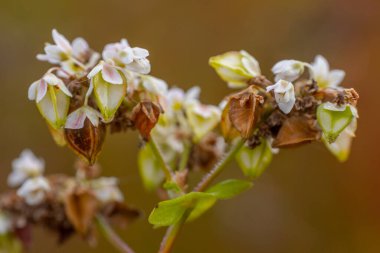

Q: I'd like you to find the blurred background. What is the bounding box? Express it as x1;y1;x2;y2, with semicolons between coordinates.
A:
0;0;380;252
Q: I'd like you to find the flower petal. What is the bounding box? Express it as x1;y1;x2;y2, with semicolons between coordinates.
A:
328;70;345;87
28;81;39;100
132;47;149;59
65;108;87;129
36;80;48;103
52;29;72;53
102;63;123;84
72;37;89;58
87;63;103;79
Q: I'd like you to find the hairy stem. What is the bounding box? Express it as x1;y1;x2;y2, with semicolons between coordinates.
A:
158;138;245;253
96;215;136;253
194;138;245;192
149;137;174;182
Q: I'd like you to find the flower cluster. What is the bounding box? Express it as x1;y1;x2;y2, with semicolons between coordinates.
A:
14;30;360;253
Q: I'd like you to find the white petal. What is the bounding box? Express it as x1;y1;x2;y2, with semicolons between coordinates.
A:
52;29;72;53
87;63;103;79
36;80;48;103
28;81;39;100
313;55;329;77
84;106;101;127
328;70;345;87
102;63;123;84
44;74;72;97
65;108;87;129
126;58;151;74
132;47;149;59
72;37;89;58
8;171;27;187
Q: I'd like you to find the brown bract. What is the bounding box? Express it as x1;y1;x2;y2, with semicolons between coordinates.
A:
222;86;264;140
131;101;162;140
64;119;106;165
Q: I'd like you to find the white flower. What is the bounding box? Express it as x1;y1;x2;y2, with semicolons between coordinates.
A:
37;29;72;64
88;61;124;85
37;29;99;70
140;75;168;98
266;80;296;114
186;103;221;141
311;55;345;88
0;212;11;235
65;106;102;129
164;86;200;112
28;73;72;129
102;39;151;74
91;177;124;203
88;61;127;121
17;177;50;206
272;59;312;82
8;149;45;187
209;50;261;88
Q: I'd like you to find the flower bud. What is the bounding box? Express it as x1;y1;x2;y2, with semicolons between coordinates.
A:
266;80;296;114
272;59;311;82
17;177;50;206
28;73;72;129
131;101;162;140
235;139;273;179
88;62;127;122
186;103;221;142
323;118;357;162
209;50;261;88
317;102;357;143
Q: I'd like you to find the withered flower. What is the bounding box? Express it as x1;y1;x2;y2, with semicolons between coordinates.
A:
131;101;161;140
222;86;263;139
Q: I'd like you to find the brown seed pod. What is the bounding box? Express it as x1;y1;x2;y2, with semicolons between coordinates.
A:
64;186;98;235
273;116;320;148
64;119;106;165
131;101;162;140
223;86;263;139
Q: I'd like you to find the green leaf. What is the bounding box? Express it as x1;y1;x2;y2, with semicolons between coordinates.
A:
235;139;273;179
149;192;217;227
138;143;165;191
205;179;253;200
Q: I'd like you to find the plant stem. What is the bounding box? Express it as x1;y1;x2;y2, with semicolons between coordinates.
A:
194;138;245;192
96;215;136;253
158;138;245;253
158;209;192;253
149;137;174;182
178;141;191;171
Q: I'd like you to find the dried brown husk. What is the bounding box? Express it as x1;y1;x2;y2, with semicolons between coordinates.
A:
222;86;263;140
64;119;106;165
273;115;320;148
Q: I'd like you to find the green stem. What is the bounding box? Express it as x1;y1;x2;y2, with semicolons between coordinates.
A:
194;138;245;192
178;141;191;171
96;215;136;253
149;137;174;182
157;138;245;253
158;209;192;253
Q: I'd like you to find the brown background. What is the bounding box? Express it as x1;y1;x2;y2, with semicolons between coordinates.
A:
0;0;380;252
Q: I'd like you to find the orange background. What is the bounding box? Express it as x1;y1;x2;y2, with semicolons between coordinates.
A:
0;0;379;252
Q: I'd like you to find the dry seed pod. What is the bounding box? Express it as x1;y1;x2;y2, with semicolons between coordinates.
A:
273;116;320;148
131;101;161;140
224;86;263;139
64;187;98;235
64;119;106;165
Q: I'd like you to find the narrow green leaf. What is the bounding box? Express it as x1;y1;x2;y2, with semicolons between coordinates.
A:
235;139;273;179
205;179;253;200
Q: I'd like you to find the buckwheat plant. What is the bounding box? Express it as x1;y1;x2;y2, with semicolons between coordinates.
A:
0;30;359;253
